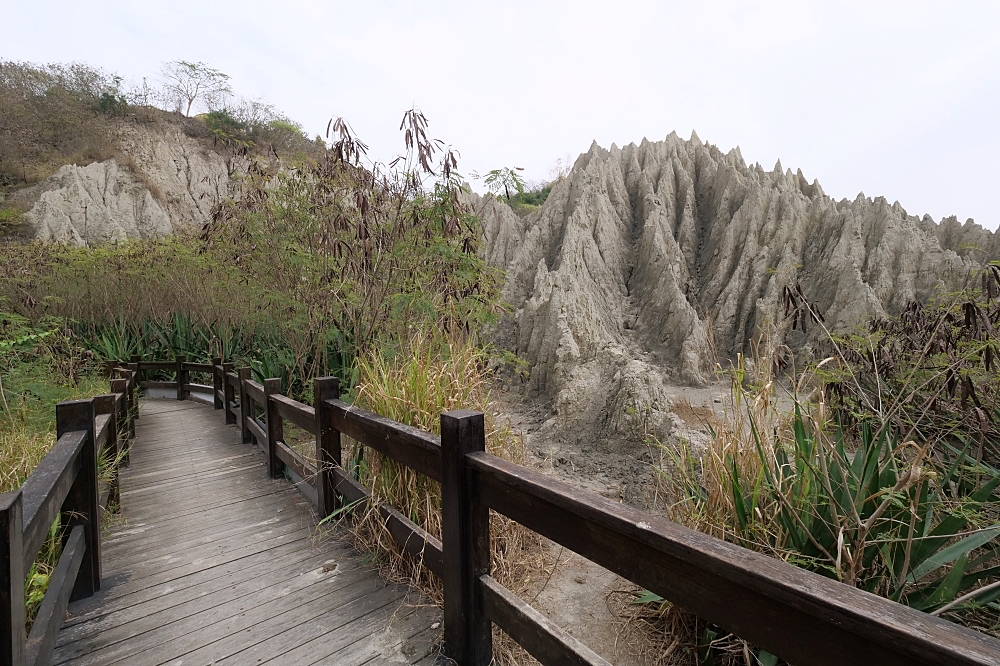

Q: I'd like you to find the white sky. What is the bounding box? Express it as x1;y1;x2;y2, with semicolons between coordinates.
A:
7;1;1000;229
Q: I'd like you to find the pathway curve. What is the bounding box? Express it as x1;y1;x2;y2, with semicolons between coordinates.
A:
53;399;441;666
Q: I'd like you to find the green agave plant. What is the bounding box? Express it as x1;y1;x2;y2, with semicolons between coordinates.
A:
639;409;1000;665
733;411;1000;612
657;406;1000;624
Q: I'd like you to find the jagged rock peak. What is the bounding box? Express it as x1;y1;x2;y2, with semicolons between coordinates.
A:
476;132;998;443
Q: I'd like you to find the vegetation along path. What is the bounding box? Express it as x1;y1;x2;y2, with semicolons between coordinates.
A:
51;399;440;666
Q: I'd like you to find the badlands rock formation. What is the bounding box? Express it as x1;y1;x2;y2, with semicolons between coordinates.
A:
11;121;233;245
473;132;998;444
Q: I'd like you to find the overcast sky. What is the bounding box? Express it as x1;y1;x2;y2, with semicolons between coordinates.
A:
7;1;1000;229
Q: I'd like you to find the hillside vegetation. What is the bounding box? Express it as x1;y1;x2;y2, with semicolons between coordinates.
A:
0;60;325;237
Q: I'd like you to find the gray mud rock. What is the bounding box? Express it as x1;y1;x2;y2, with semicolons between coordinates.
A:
477;132;998;446
13;122;233;245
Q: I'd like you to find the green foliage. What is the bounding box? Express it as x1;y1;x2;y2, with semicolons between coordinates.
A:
0;207;22;226
822;276;1000;462
0;109;502;404
512;183;551;209
97;77;129;116
0;58;321;193
637;277;1000;661
0;311;125;630
98;92;128;116
483;167;525;203
200;104;316;160
198;111;502;393
0;312;105;492
204;109;250;148
717;408;1000;613
342;330;539;620
0;60;120;187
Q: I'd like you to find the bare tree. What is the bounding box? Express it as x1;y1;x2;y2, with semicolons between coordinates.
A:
159;60;231;116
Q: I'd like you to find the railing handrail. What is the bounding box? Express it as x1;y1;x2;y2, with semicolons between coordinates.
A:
182;353;997;666
1;366;137;666
9;354;998;666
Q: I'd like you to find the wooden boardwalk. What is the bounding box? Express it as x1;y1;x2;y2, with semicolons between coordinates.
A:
52;399;441;666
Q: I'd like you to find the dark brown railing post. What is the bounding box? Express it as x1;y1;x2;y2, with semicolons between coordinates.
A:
57;400;100;601
175;355;187;401
441;409;491;666
0;490;25;665
263;379;283;479
223;363;236;424
314;377;340;518
212;357;223;410
110;378;130;466
237;367;251;444
93;394;120;508
126;362;139;436
129;355;140;383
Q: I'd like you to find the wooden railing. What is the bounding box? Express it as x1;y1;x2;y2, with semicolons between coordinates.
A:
1;368;137;666
9;355;1000;665
144;357;1000;666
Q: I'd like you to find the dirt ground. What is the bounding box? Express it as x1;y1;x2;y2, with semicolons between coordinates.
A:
495;381;728;665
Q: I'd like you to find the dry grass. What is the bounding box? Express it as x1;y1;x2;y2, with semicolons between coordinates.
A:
1;373;108;493
335;331;546;665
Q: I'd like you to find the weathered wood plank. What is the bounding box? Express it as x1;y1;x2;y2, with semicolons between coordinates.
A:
20;430;84;572
102;493;304;555
479;574;609;666
169;576;409;665
241;592;426;665
275;439;317;483
24;525;85;666
247;417;267;447
327;399;442;481
57;546;349;646
331;467;444;577
115;485;302;526
136;361;172;371
60;535;330;630
311;602;442;666
272;394;317;434
244;379;266;404
137;380;176;390
470;452;1000;666
101;520;316;578
55;557;377;664
56;398;432;666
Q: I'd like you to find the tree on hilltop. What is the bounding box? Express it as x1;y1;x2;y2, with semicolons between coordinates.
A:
160;60;231;116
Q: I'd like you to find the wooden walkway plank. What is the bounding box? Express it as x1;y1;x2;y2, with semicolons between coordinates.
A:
167;580;413;665
56;563;384;665
55;544;335;646
307;603;443;666
55;399;439;665
254;598;438;665
103;479;285;525
100;518;316;575
61;535;332;629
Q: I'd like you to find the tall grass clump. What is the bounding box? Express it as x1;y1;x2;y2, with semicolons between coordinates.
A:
344;330;544;666
628;271;1000;665
0;313;108;491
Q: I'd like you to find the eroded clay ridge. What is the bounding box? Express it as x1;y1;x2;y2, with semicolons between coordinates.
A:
14;120;234;245
473;132;998;439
